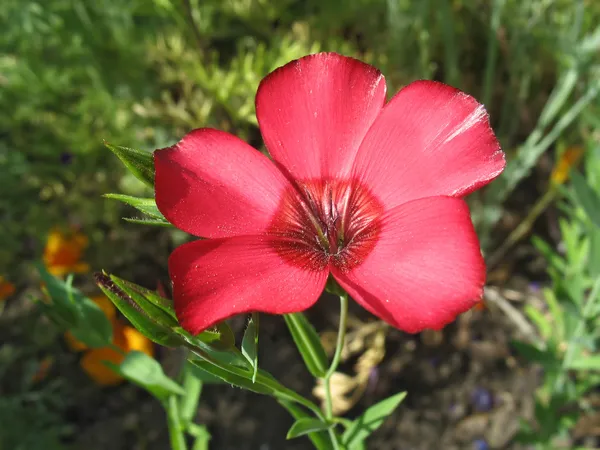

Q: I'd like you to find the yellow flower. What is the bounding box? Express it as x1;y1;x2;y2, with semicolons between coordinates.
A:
80;320;154;386
64;295;117;352
0;276;15;302
551;146;584;185
43;229;89;277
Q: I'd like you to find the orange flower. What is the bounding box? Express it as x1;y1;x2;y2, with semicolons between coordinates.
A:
80;321;154;386
551;146;584;185
64;295;117;352
43;229;89;277
0;276;15;302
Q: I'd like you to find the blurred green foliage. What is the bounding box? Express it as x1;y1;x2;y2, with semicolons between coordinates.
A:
2;0;599;275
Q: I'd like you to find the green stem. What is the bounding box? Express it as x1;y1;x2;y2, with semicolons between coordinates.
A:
321;293;349;449
166;395;188;450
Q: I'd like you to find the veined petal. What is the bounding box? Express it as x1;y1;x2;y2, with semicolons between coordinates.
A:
352;81;505;209
169;236;329;334
332;196;485;333
256;52;386;180
155;128;292;238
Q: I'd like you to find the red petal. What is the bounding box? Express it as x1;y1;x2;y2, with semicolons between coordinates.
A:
352;81;505;209
256;53;386;180
169;236;328;334
332;196;485;333
155;129;291;238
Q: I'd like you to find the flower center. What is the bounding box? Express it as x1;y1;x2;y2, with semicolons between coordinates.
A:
269;179;383;272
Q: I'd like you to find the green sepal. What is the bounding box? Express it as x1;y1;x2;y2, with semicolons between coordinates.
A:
104;194;172;227
104;141;155;187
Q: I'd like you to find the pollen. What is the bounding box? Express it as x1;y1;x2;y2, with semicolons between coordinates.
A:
269;179;384;272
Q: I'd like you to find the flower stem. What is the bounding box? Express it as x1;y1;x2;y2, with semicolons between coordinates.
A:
166;395;188;450
321;292;349;449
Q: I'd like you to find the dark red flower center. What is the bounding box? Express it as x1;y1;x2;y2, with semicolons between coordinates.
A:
269;179;384;272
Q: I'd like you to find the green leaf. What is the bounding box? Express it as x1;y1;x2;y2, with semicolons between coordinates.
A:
103;194;164;218
571;171;600;227
188;356;316;410
95;273;182;347
108;275;176;319
36;264;112;347
524;304;552;340
511;340;558;369
568;355;600;370
104;194;171;226
105;142;155;187
112;351;185;401
342;392;406;449
123;217;173;227
68;295;113;348
188;359;274;396
186;360;226;384
588;228;600;278
287;418;332;439
284;313;328;378
278;401;331;450
241;313;259;383
211;322;236;351
36;263;83;326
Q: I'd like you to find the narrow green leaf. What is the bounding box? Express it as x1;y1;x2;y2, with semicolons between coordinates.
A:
188;356;316;411
284;313;328;377
211;322;236;351
108;275;176;319
589;229;600;278
104;194;172;227
342;392;407;448
105;142;155;187
186;361;225;384
35;262;83;326
188;359;274;395
571;171;600;227
103;194;164;219
109;275;179;327
287;418;332;439
123;217;173;227
241;314;259;382
95;273;182;347
278;400;331;450
568;355;600;371
36;264;112;347
113;351;185;401
511;340;558;369
68;295;113;348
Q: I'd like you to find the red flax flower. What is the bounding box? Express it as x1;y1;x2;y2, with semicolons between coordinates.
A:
155;53;505;334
